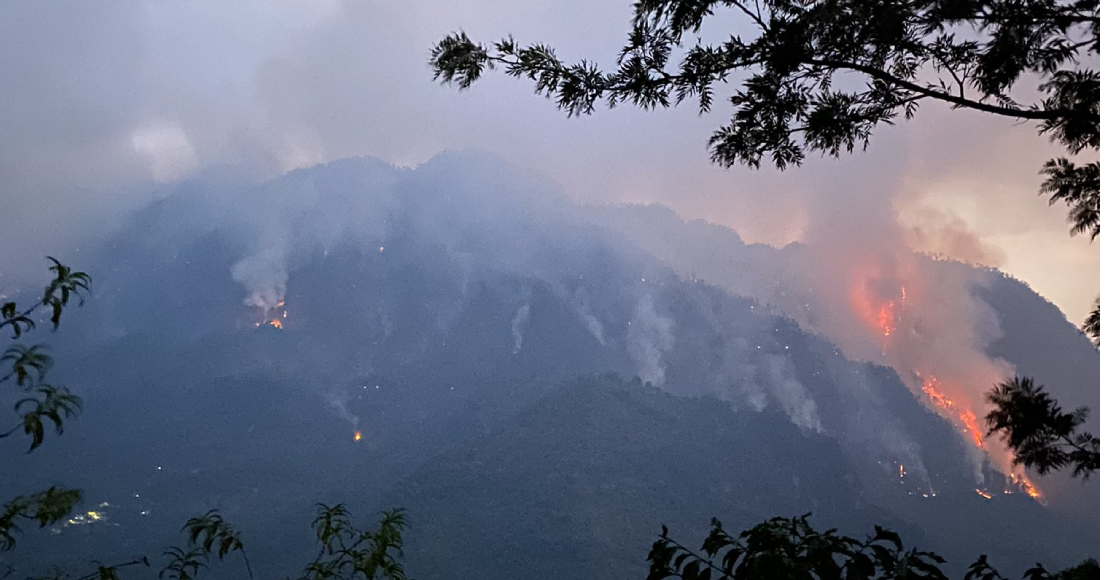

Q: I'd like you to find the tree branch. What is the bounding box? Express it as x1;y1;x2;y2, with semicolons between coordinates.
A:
805;58;1085;121
659;536;734;578
0;423;19;440
240;547;255;580
1059;433;1097;457
0;302;42;335
74;559;148;580
729;0;769;32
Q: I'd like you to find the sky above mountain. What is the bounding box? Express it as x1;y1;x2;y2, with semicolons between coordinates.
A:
0;0;1098;319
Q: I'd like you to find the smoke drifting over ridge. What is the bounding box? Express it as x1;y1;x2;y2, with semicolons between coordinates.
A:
0;4;1101;574
85;152;848;440
589;188;1039;489
7;147;1092;563
107;151;1040;478
80;147;1081;490
0;1;1096;320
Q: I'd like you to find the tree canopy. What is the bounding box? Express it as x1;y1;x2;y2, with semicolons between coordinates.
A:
430;0;1097;177
648;515;1098;580
984;376;1099;478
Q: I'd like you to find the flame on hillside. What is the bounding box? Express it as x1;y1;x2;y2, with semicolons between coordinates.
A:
847;261;908;355
1008;473;1041;499
353;430;362;442
845;260;1041;501
920;375;984;449
253;299;287;329
877;301;898;337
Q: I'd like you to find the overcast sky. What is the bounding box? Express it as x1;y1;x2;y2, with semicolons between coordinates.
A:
0;0;1098;320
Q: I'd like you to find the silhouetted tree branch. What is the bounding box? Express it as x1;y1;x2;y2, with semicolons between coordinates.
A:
985;376;1099;478
650;516;1098;580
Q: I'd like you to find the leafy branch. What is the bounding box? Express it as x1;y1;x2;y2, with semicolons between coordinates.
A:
985;376;1099;478
0;487;83;553
650;515;1095;580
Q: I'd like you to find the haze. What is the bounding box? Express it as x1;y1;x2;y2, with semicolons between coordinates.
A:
0;0;1098;321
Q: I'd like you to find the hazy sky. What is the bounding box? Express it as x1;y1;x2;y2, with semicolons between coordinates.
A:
0;0;1098;320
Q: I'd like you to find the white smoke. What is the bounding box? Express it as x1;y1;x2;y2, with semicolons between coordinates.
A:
327;390;359;429
511;302;531;354
626;294;674;386
231;238;289;309
223;158;398;312
570;286;607;346
588;201;1021;474
720;338;770;412
761;355;822;433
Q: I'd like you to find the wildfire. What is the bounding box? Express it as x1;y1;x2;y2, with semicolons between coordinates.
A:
847;267;1041;503
1008;473;1042;499
920;376;985;449
353;430;362;442
253;299;287;329
878;301;897;337
847;267;905;355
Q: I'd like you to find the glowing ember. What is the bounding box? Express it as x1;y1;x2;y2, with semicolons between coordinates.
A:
920;376;985;449
878;302;896;337
1008;473;1042;499
975;489;992;500
353;430;362;442
253;299;286;329
898;464;905;478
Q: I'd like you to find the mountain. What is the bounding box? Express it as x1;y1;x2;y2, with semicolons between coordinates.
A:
0;152;1098;578
586;203;1100;524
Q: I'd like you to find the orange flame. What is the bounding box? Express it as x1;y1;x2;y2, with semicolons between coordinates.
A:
846;265;904;355
921;375;985;449
253;299;286;329
878;302;896;337
1009;473;1042;499
353;430;362;442
975;489;992;500
848;266;1041;502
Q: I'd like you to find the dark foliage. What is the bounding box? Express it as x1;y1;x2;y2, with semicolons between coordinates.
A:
430;0;1098;169
650;516;1096;580
649;515;949;580
984;376;1099;478
1080;298;1099;347
0;487;83;553
1040;158;1099;240
162;506;409;580
1;258;90;557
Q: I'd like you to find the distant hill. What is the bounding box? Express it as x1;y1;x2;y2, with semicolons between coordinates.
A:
1;152;1097;579
385;374;1083;580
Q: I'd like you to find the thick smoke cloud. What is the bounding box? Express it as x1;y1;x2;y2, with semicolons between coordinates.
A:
0;1;1096;322
28;143;1095;530
94;150;838;434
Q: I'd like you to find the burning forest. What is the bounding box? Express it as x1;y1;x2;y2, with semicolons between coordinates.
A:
846;255;1043;501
